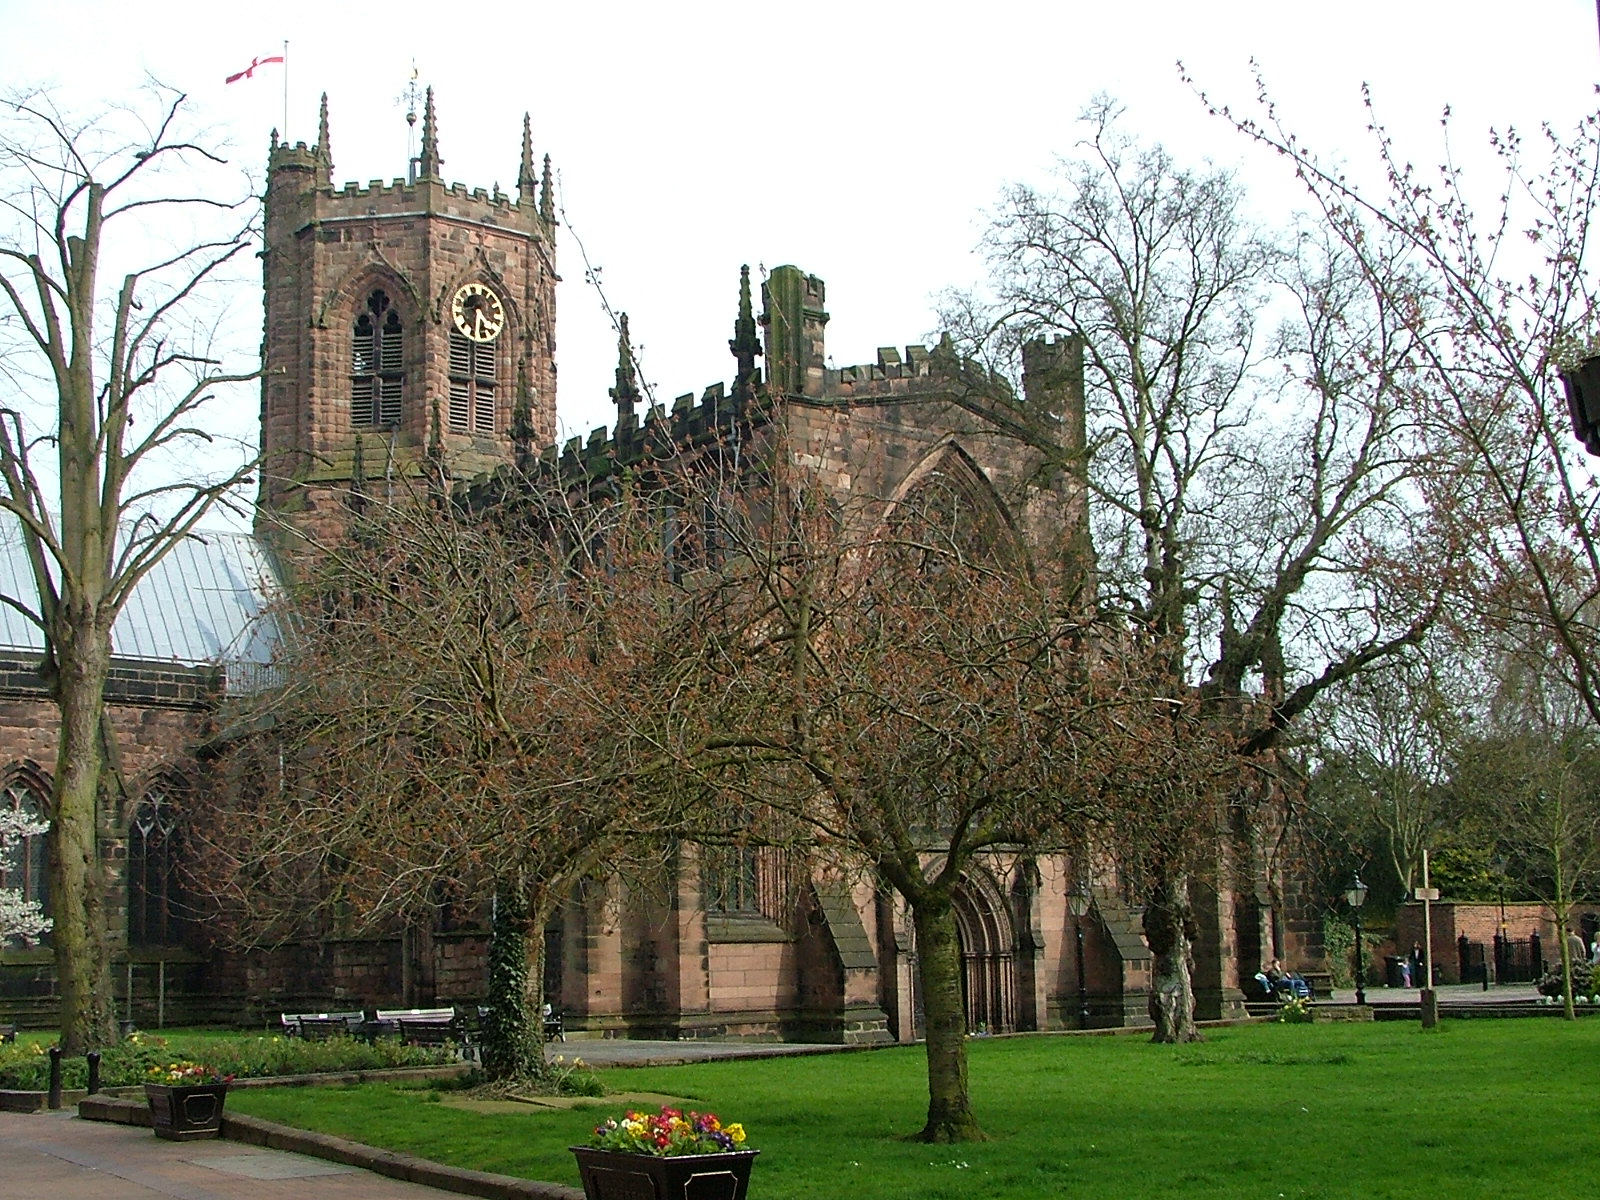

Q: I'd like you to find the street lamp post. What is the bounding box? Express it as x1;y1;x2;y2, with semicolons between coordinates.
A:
1491;854;1508;984
1068;886;1091;1028
1345;873;1369;1006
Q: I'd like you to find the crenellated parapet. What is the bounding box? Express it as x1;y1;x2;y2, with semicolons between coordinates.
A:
259;88;561;538
464;374;765;507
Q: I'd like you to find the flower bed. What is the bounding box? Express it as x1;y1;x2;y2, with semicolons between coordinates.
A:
0;1031;455;1092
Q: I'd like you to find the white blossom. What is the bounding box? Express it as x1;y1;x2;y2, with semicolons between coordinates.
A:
0;808;50;944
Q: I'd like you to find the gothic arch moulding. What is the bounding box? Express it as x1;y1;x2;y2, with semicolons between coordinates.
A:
951;864;1018;1034
880;439;1025;569
315;259;422;332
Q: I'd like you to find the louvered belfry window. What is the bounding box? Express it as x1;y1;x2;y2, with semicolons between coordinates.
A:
448;329;497;435
351;291;403;429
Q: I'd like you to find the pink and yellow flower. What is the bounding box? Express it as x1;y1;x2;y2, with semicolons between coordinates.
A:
590;1104;753;1157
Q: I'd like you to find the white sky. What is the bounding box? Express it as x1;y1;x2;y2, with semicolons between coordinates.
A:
3;0;1599;463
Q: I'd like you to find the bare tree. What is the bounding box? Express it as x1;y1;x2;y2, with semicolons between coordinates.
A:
193;483;711;1081
0;84;257;1051
1194;75;1600;732
942;99;1440;1041
1449;647;1600;1018
691;463;1199;1140
1304;648;1468;899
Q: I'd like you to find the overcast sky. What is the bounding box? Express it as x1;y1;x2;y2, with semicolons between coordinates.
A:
4;0;1599;460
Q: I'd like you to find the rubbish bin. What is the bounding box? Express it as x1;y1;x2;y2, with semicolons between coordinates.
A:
1385;955;1408;988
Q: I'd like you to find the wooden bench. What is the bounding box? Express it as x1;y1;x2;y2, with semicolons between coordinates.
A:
0;1023;15;1044
1300;970;1334;999
375;1007;464;1051
398;1018;461;1047
542;1007;565;1043
286;1011;364;1040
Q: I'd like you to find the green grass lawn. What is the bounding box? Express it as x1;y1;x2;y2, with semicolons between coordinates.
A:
227;1020;1592;1199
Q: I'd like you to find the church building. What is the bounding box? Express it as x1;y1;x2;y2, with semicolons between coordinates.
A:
0;90;1324;1037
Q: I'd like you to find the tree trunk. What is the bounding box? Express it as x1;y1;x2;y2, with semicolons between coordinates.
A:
911;899;987;1143
1143;872;1202;1044
49;622;117;1055
481;888;545;1081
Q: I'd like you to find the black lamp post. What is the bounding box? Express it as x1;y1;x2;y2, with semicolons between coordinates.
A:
1345;873;1369;1006
1068;886;1091;1028
1491;854;1508;984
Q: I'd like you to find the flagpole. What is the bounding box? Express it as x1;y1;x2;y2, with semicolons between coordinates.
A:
282;40;290;141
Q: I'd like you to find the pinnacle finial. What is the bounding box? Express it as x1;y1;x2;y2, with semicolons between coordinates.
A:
730;264;762;405
610;313;641;426
540;153;555;225
315;93;332;184
518;113;537;202
417;86;442;179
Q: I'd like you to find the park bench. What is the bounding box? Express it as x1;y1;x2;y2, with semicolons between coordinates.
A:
374;1007;467;1053
283;1011;364;1039
0;1023;15;1044
1300;970;1334;999
543;1005;565;1043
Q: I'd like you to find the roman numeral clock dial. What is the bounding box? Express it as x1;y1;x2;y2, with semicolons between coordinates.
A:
451;282;505;342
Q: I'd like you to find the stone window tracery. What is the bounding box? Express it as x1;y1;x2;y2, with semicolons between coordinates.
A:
128;784;189;946
0;777;48;931
351;291;403;429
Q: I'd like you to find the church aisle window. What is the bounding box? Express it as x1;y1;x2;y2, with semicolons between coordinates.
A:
351;291;404;429
0;776;48;931
128;785;190;946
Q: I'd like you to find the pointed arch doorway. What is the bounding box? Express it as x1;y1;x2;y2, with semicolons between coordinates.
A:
953;873;1017;1035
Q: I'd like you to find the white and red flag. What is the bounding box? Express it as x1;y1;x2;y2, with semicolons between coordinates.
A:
225;55;284;84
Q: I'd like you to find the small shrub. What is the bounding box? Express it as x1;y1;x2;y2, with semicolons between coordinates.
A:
1536;961;1594;1000
0;1031;455;1090
548;1053;605;1097
1274;996;1314;1024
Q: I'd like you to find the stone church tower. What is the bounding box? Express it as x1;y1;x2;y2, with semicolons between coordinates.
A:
258;91;556;543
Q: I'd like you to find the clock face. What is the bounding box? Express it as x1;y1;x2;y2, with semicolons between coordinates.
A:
451;282;506;342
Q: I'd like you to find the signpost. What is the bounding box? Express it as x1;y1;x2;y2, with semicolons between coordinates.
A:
1415;850;1441;1028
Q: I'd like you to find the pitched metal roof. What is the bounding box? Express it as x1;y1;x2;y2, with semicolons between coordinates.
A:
0;518;281;670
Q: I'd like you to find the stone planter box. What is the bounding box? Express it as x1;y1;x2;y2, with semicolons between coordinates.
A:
570;1146;758;1200
144;1082;228;1140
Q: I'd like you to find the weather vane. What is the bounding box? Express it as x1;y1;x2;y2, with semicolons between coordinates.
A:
398;62;422;168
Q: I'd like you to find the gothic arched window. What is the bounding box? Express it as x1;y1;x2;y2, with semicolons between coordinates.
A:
448;329;498;435
351;291;404;429
128;784;189;946
0;775;49;928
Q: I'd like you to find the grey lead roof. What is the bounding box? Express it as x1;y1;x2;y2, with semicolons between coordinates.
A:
0;518;281;669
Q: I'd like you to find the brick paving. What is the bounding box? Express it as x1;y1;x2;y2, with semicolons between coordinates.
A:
0;1108;464;1200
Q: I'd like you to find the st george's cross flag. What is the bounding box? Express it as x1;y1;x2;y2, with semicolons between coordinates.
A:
226;55;284;84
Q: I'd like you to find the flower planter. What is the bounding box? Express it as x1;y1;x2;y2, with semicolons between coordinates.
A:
570;1146;758;1200
144;1082;228;1140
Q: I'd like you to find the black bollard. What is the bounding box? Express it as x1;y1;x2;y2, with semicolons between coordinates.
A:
87;1050;101;1095
46;1046;62;1110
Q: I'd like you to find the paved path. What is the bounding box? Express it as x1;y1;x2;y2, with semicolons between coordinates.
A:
542;1037;853;1067
0;1108;463;1200
1326;981;1545;1006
